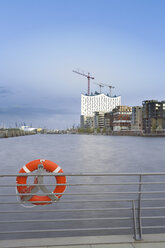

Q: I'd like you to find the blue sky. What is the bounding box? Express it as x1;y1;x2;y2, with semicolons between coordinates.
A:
0;0;165;128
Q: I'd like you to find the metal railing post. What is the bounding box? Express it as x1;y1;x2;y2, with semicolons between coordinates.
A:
138;174;142;240
132;200;138;240
132;174;143;241
136;174;143;240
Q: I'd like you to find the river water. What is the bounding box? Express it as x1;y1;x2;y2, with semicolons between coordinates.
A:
1;134;165;240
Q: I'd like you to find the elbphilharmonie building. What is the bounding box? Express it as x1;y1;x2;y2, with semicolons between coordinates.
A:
81;93;121;116
80;93;121;129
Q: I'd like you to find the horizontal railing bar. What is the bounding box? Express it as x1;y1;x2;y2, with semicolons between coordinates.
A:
1;172;165;177
0;193;136;196
141;207;165;210
143;226;165;229
2;198;165;204
1;206;165;214
141;198;165;201
0;217;132;224
2;191;165;196
0;226;132;234
2;182;165;187
0;207;132;214
0;199;136;204
0;183;140;187
142;216;165;219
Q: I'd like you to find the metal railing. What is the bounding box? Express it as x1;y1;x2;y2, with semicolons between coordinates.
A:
1;172;165;241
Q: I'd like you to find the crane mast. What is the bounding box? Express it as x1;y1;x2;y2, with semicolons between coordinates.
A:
93;82;104;94
103;83;115;97
73;70;94;95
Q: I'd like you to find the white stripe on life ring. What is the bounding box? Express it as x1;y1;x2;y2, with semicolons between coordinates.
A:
23;165;31;173
53;166;61;173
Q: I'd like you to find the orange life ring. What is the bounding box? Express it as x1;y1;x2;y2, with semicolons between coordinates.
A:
16;159;66;205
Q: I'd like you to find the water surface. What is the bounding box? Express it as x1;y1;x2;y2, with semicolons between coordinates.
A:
1;134;165;239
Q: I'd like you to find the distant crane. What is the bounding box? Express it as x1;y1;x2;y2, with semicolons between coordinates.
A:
103;83;115;97
93;82;104;94
73;69;94;95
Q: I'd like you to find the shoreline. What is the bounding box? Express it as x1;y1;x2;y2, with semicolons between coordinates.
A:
76;130;165;137
0;129;36;138
1;129;165;138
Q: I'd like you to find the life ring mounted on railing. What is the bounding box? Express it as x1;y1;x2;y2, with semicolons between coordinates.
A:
16;159;66;205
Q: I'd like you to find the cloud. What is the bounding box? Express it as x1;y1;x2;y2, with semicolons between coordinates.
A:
0;105;79;117
0;106;80;129
0;86;12;97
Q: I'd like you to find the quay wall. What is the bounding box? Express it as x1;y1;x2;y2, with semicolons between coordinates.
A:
109;131;165;137
78;129;165;137
0;129;36;138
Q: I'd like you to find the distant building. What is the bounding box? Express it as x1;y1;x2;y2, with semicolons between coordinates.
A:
20;126;37;132
81;93;121;116
37;128;43;133
113;106;132;131
142;100;165;133
80;115;94;129
94;112;105;129
131;106;142;131
80;93;121;128
104;112;113;130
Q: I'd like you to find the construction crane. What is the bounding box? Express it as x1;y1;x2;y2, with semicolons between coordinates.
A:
103;83;115;97
73;70;94;95
93;82;104;94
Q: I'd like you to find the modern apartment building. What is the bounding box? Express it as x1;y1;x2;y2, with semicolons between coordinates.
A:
94;111;105;129
131;106;142;131
80;115;94;129
113;106;132;131
142;100;165;133
104;112;113;130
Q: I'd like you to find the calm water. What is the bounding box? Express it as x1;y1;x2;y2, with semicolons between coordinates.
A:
1;134;165;239
1;134;165;174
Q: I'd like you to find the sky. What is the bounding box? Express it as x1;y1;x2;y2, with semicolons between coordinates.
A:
1;0;165;129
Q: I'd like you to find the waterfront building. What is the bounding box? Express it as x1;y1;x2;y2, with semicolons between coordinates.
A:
20;125;37;132
80;93;121;128
94;111;105;129
80;115;94;129
131;106;142;131
142;100;165;133
113;106;132;131
104;112;113;130
81;93;121;116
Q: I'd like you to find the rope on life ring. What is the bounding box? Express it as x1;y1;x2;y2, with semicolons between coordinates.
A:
16;159;66;205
